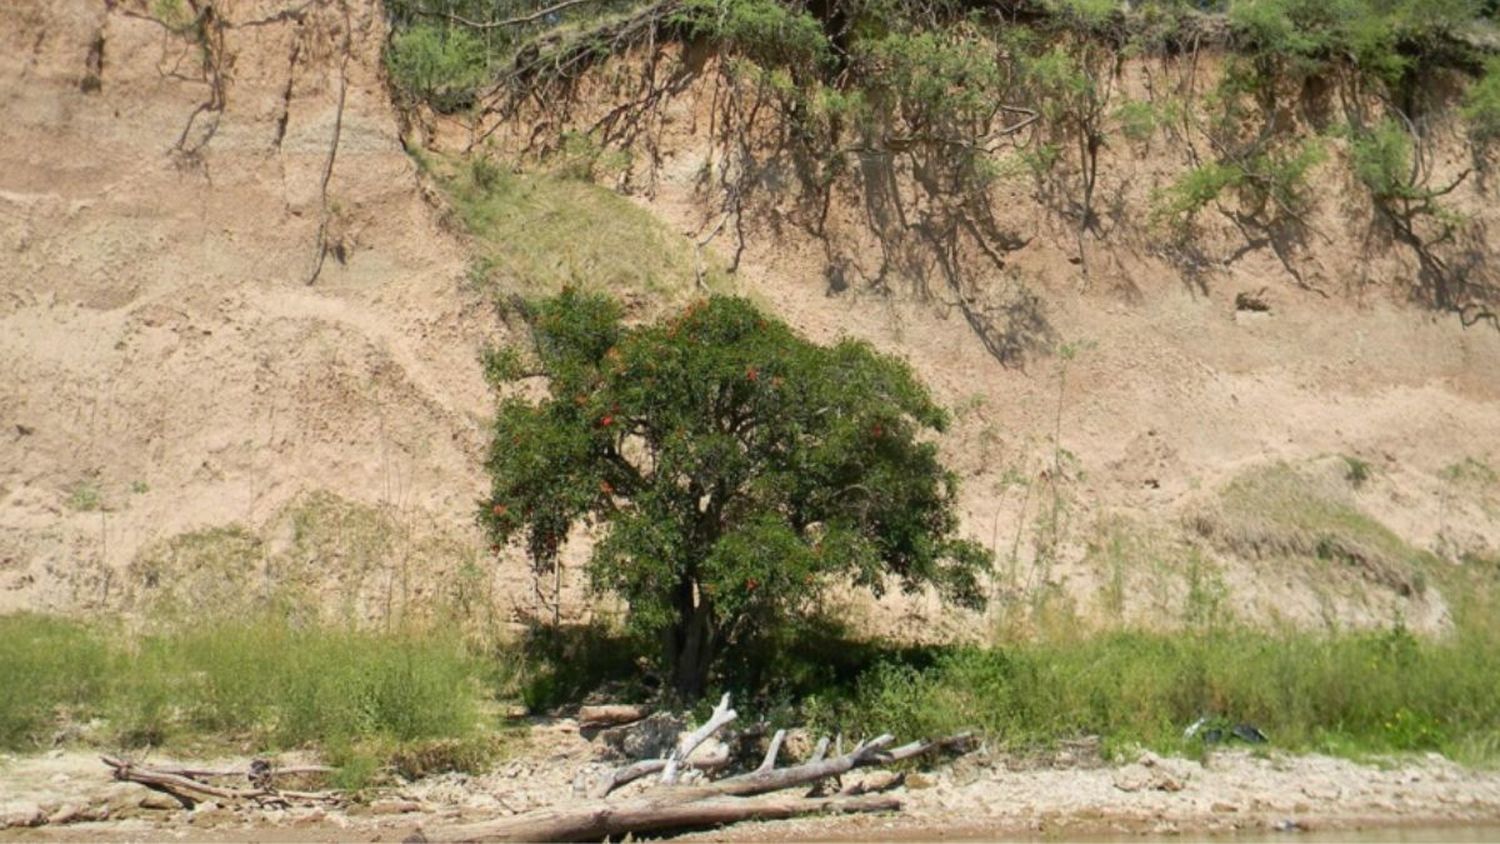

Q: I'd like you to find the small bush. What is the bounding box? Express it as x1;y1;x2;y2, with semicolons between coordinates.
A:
1343;456;1373;489
1152;141;1325;231
67;481;102;512
671;0;830;70
1349;119;1420;201
386;23;489;111
1463;58;1500;143
1114;99;1161;143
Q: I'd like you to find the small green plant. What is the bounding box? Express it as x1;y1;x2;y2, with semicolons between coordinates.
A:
1442;457;1498;487
130;480;149;495
150;0;194;30
470;155;503;192
1182;550;1229;630
1343;456;1373;489
1114;99;1160;144
67;481;102;512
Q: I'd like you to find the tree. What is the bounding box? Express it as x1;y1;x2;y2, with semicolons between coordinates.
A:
482;289;990;698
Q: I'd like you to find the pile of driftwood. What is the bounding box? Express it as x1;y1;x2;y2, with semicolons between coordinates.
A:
101;756;340;810
102;693;970;841
438;693;973;842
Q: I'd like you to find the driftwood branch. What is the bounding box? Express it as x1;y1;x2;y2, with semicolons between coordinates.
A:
660;692;735;785
588;745;730;799
413;0;601;30
441;791;899;842
757;728;787;774
577;704;651;727
102;756;340;808
808;736;830;763
149;763;336;779
443;711;971;842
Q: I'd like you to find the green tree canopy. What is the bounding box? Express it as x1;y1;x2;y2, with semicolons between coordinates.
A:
482;290;990;698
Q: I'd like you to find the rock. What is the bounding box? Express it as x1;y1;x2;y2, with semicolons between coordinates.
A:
687;736;727;765
1211;801;1239;814
1113;755;1188;793
370;800;423;815
48;803;85;825
781;729;815;761
905;773;936;790
98;783;144;817
849;771;903;793
187;804;234;826
599;712;687;760
1300;782;1342;800
1;802;47;829
139;791;186;811
1113;764;1153;793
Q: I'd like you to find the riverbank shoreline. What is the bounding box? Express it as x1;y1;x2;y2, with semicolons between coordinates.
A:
5;721;1500;842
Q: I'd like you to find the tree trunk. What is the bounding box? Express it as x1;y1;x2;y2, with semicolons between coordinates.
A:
666;580;715;699
439;791;900;842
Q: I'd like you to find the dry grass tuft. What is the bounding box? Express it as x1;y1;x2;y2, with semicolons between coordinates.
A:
1188;463;1433;598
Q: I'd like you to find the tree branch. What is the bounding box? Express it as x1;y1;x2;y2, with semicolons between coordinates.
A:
412;0;601;30
661;692;736;784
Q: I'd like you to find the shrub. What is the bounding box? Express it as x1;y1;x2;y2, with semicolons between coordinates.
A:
671;0;830;70
1349;119;1421;201
386;23;489;111
1463;58;1500;143
1152;140;1325;231
1347;118;1467;233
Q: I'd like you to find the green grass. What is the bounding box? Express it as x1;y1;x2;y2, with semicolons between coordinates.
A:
0;614;113;749
442;156;721;300
805;600;1500;763
1190;462;1434;597
0;613;510;781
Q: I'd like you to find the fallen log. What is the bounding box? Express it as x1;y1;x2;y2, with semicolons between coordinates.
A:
576;704;651;727
440;791;900;842
102;756;341;808
588;745;730;798
149;762;336;780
